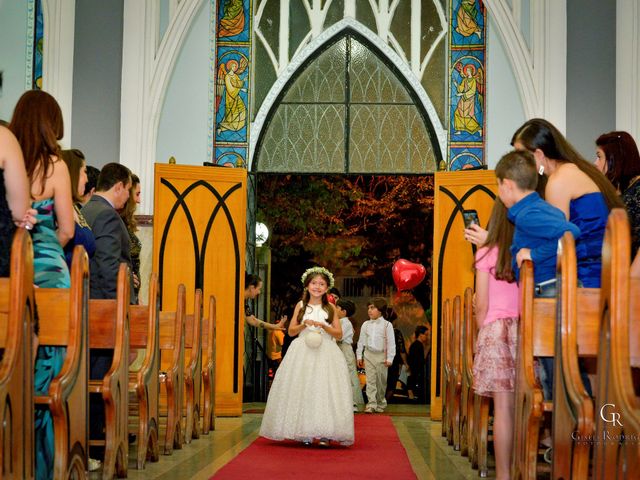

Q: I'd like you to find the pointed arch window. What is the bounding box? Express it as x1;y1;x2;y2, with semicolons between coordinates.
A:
255;33;441;174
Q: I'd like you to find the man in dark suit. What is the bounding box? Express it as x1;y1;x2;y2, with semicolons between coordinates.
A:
81;162;134;454
81;162;136;303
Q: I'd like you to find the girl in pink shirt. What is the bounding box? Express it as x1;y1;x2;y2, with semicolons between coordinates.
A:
472;199;519;480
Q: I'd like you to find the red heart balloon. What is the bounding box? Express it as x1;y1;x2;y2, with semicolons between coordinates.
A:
392;259;426;291
327;293;337;305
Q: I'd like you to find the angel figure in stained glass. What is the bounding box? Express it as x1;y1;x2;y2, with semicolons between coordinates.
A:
216;57;248;135
218;0;245;38
455;0;482;39
453;63;484;136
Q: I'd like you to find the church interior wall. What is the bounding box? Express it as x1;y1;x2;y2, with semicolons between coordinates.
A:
156;1;209;168
566;0;616;160
71;0;124;169
0;1;637;207
0;2;28;122
485;14;525;168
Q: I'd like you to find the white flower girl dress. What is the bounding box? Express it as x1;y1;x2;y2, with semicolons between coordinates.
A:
259;303;355;445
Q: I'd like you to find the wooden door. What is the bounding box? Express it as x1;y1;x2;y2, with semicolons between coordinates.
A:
431;171;496;419
153;164;247;416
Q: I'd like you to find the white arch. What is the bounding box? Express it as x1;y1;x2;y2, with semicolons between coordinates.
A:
248;17;447;170
120;0;203;214
483;0;567;130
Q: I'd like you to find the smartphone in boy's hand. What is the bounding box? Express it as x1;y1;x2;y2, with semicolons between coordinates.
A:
462;209;480;229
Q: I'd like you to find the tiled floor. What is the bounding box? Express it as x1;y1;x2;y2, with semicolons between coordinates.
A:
113;403;491;479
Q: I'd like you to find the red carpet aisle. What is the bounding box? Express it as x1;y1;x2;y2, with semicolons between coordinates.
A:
212;415;417;479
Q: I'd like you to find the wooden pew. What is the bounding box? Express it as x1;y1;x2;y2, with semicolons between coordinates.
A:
441;298;451;439
512;256;602;479
183;289;203;443
447;295;463;450
511;260;555;480
129;273;160;469
0;229;35;479
461;286;491;478
158;284;186;455
201;295;217;433
460;287;474;457
593;208;640;479
88;264;130;479
35;246;89;479
551;231;600;480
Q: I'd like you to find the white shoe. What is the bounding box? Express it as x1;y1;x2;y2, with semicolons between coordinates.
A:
375;407;385;413
364;406;374;413
353;405;359;412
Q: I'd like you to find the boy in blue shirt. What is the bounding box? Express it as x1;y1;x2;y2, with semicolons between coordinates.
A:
495;150;580;293
495;149;582;401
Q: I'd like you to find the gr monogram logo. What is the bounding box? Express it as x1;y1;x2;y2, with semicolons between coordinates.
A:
600;403;623;427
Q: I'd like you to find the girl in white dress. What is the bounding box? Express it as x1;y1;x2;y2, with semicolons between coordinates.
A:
259;267;355;446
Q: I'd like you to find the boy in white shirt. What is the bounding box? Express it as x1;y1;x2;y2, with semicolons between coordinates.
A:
336;299;364;411
356;297;396;413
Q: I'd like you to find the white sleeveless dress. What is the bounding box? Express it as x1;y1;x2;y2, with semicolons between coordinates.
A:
259;303;355;445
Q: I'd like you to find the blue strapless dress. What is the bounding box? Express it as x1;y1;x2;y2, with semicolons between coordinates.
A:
570;192;608;288
31;198;69;480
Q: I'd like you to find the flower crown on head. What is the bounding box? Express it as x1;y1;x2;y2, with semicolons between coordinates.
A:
301;266;335;289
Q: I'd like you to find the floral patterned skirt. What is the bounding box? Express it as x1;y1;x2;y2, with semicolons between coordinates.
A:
472;317;518;396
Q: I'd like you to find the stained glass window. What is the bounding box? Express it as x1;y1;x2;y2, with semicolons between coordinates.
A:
255;33;441;174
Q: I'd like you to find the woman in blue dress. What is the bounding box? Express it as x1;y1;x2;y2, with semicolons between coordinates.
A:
10;90;75;480
510;118;624;288
61;149;96;267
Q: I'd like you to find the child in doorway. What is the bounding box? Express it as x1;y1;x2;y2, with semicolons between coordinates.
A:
470;198;519;480
336;299;364;411
259;267;354;446
356;297;396;413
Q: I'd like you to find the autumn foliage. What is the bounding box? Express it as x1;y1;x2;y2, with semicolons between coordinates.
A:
257;174;435;316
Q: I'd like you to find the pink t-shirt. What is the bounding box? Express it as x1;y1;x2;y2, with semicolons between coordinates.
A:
475;246;519;326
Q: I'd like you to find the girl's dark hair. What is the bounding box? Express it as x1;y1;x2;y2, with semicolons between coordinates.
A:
476;198;515;283
9;90;64;194
511;118;624;210
245;273;262;288
386;307;398;322
60;149;86;204
120;173;140;231
368;297;388;318
596;131;640;193
296;272;335;323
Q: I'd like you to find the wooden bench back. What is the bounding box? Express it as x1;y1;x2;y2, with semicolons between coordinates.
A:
513;260;549;480
552;231;601;480
201;295;217;432
0;229;35;479
129;272;160;469
448;295;463;450
593;209;640;479
158;284;186;454
441;298;451;439
460;287;475;457
35;246;90;479
183;289;203;442
87;263;130;479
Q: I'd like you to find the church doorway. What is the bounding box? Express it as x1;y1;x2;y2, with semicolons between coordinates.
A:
244;30;442;402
